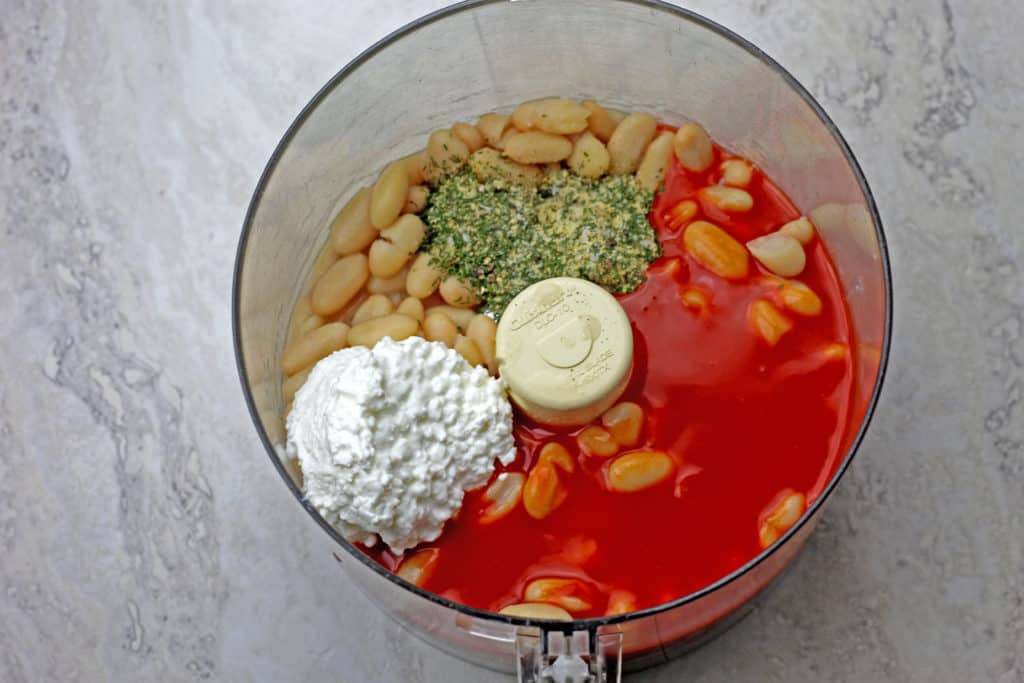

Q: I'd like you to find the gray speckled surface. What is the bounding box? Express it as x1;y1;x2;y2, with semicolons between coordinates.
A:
1;0;1021;681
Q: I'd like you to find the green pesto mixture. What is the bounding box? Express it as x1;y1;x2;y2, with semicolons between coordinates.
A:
424;168;659;317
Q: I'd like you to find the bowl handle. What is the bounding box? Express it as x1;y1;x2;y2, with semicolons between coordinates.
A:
515;627;623;682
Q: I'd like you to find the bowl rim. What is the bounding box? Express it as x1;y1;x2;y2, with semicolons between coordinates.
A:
232;0;893;630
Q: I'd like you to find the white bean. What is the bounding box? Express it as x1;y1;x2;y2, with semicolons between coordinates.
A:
403;185;430;214
330;187;378;255
297;314;324;338
607;112;657;174
720;158;753;187
370;161;409;229
452;121;484;152
366;267;409;295
466;313;498;374
673;122;713;172
454;334;485;367
468;148;542;187
422;311;458;347
311;253;369;316
406;252;445;299
425;305;475;331
368;239;410;279
581;100;617;142
381;213;426;254
567;132;610;179
287;294;314;340
700;185;754;212
352;294;395;325
606;108;628;126
476;113;512;147
439;276;480;308
503;131;572;164
635;131;674;192
280;322;350;375
395;297;425;322
282;366;311;404
424;129;469;182
607;450;674;492
309;242;339;281
399;152;427;185
746;233;806;277
493;127;516;151
512;98;590;135
779;216;816;245
336;290;369;326
347;313;419;348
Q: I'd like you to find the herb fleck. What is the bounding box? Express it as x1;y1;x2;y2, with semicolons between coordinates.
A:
424;168;660;317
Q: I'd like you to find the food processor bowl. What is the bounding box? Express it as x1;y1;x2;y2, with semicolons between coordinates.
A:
233;1;891;679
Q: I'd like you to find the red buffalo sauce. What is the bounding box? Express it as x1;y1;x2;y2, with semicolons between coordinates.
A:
365;143;854;618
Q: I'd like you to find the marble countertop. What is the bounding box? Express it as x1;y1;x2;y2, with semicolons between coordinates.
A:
1;1;1021;681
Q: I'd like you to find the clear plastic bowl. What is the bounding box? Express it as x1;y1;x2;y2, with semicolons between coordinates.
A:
233;1;891;680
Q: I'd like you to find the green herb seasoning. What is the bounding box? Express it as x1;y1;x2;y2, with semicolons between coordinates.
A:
424;168;659;317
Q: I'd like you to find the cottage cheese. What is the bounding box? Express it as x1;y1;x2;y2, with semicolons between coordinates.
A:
286;336;516;553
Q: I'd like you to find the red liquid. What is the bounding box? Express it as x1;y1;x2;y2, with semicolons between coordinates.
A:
364;146;854;617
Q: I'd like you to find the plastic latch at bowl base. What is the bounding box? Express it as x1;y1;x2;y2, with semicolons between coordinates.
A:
515;629;623;683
